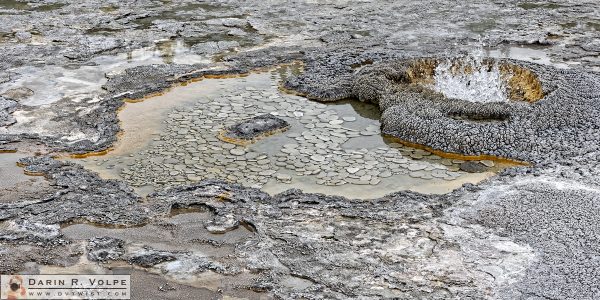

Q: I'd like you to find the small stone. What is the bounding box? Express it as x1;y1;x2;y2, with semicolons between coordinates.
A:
459;161;489;173
255;159;269;165
432;170;447;178
448;165;461;172
259;170;277;176
441;159;453;166
410;153;423;159
407;164;426;171
221;143;235;149
245;152;259;159
419;173;433;179
409;171;424;178
481;160;495;167
346;167;360;174
311;155;325;162
230;148;246;156
276;173;292;181
379;170;392;178
359;175;371;181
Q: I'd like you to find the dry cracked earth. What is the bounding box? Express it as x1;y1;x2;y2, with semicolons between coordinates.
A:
1;1;600;299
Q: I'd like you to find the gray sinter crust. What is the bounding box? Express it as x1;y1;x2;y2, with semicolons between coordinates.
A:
220;114;290;143
2;155;599;299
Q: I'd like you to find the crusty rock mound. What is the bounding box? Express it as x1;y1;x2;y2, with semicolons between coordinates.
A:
219;114;289;145
348;58;600;164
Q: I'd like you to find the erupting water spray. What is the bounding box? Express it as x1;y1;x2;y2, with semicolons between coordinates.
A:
433;45;509;103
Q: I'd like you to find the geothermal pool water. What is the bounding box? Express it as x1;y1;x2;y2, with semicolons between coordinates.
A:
0;152;30;188
433;50;509;103
430;43;576;103
66;65;511;199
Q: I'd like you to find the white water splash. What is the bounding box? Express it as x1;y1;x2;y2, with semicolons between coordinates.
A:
433;47;509;103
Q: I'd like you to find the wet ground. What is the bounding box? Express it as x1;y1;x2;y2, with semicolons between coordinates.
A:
0;152;29;188
35;211;263;299
0;151;48;203
1;40;209;107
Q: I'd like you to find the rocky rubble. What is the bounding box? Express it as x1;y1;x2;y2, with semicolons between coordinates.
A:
2;153;600;299
0;156;147;226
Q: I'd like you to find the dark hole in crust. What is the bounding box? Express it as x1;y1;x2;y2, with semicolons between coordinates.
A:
447;110;510;122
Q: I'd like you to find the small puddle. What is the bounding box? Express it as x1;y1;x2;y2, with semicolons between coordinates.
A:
47;213;262;298
38;261;255;300
34;240;259;299
0;151;48;203
67;64;515;199
485;44;574;69
0;0;66;12
61;213;252;256
0;152;31;188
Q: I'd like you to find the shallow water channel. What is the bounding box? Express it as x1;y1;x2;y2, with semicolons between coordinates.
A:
67;65;511;199
0;40;209;107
